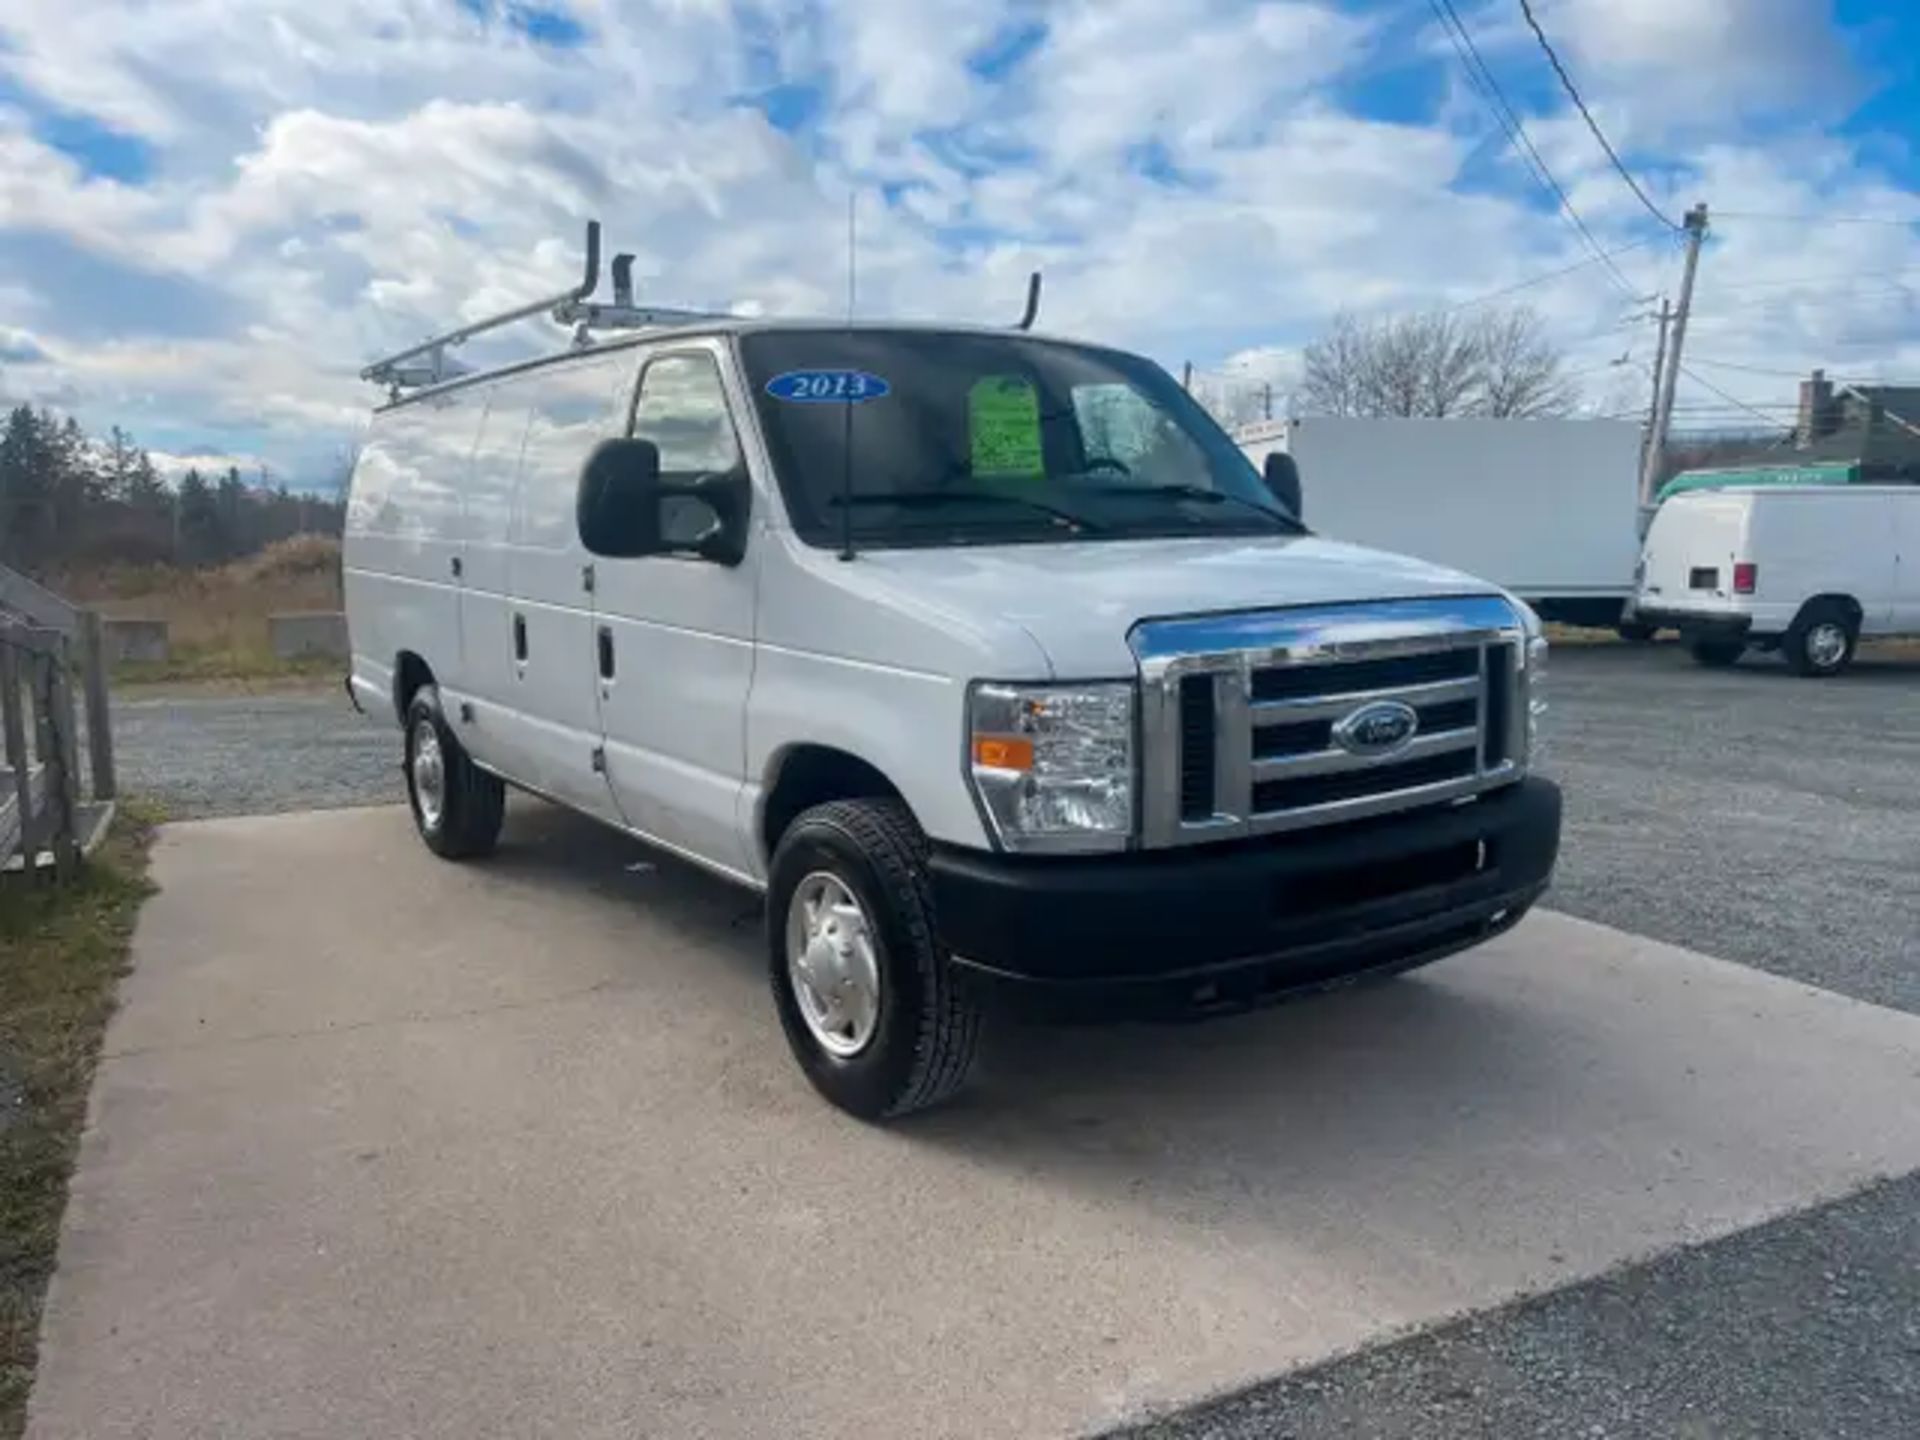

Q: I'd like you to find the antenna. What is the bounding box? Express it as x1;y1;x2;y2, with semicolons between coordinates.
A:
839;188;857;561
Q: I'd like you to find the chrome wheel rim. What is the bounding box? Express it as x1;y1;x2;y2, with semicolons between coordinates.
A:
785;872;882;1058
1806;622;1848;670
411;719;446;830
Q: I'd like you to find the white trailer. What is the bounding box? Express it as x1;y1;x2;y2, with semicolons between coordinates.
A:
1236;417;1645;628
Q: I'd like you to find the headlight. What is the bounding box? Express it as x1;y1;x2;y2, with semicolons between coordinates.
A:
968;682;1134;852
1524;632;1548;761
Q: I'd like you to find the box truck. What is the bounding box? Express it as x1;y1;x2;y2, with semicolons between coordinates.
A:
1236;417;1644;631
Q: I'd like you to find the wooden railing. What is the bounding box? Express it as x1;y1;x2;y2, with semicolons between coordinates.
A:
1;623;83;878
0;565;116;881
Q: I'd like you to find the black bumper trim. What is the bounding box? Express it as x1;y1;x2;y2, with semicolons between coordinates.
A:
929;776;1560;1005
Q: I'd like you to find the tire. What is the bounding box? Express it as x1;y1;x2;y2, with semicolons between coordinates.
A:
1615;620;1657;643
767;798;980;1120
403;684;505;859
1688;638;1744;668
1784;601;1857;678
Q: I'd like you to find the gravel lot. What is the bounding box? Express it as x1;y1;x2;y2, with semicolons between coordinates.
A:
1545;641;1920;1015
104;645;1920;1439
110;681;398;820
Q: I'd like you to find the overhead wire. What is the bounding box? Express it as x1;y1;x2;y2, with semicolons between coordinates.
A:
1426;0;1640;296
1716;211;1920;228
1675;364;1797;429
1515;0;1678;232
1439;235;1664;313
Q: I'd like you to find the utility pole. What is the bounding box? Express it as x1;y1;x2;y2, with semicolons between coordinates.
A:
1263;382;1274;421
1640;297;1671;485
1639;202;1708;509
1181;361;1193;393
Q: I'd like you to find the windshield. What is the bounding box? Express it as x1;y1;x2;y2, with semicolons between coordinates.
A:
738;329;1302;549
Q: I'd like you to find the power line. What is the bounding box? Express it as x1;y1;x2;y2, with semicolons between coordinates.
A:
1427;0;1639;296
1686;355;1815;380
1676;363;1795;428
1717;210;1920;228
1440;235;1664;313
1698;265;1920;294
1515;0;1678;232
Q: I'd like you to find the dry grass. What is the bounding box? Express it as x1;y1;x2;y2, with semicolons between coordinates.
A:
55;536;343;683
0;806;158;1438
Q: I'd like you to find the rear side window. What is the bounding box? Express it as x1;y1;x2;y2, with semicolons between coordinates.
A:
348;390;478;540
513;350;643;550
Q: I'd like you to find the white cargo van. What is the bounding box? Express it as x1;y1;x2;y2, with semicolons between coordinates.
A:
1635;485;1920;676
345;224;1560;1118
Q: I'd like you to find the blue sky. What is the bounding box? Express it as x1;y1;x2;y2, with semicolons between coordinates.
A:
2;0;1917;487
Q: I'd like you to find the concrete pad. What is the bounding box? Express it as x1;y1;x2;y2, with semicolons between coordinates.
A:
30;804;1920;1440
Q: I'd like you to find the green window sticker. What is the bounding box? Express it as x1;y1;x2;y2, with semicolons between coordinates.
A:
969;375;1045;478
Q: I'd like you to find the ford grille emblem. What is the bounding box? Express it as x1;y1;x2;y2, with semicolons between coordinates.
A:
1332;700;1418;757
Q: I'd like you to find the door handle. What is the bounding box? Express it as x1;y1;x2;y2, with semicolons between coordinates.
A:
512;614;528;663
450;555;463;579
597;625;615;680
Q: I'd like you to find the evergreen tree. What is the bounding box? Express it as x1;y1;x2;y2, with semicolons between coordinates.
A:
177;467;220;566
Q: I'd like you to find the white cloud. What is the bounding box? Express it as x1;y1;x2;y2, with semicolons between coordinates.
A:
0;0;1915;473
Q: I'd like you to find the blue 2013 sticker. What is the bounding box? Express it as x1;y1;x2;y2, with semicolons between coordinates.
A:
765;369;891;403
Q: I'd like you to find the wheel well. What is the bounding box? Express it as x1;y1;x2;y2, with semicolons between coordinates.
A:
393;651;434;725
760;747;902;860
1796;594;1863;632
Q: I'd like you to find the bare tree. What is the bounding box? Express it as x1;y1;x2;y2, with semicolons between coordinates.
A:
1473;305;1577;418
1296;304;1576;420
1297;313;1373;418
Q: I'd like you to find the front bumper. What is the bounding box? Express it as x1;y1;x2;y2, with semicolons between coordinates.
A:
930;776;1561;1017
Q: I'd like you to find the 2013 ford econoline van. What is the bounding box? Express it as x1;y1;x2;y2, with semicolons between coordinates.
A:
1636;485;1920;675
346;285;1560;1118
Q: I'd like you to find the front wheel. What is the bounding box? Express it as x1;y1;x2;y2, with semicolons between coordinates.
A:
1784;602;1857;677
404;685;505;859
767;798;980;1120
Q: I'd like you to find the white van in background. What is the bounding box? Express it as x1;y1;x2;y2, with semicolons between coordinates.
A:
344;226;1560;1119
1635;486;1920;675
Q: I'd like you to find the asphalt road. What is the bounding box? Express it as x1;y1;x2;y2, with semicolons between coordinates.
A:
1544;641;1920;1015
97;646;1920;1439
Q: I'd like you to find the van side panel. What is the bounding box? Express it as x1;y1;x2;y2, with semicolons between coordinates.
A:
499;349;640;820
344;389;484;719
1747;492;1898;633
454;386;530;769
1895;495;1920;632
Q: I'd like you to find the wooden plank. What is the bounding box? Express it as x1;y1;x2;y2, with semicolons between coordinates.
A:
0;564;80;633
45;649;81;879
77;609;116;800
1;644;34;864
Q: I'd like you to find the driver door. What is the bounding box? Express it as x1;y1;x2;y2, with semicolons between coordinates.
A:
591;344;759;874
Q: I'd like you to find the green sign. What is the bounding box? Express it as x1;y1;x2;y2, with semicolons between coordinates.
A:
968;375;1044;478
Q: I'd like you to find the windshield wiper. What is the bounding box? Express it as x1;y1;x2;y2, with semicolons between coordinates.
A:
830;490;1103;533
1084;482;1306;533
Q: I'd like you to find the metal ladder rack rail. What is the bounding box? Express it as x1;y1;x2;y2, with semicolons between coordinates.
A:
359;217;1051;400
359;220;731;398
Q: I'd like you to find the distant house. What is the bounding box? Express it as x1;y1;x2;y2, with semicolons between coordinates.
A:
1794;370;1920;479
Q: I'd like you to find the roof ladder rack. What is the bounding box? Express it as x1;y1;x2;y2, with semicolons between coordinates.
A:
359;219;728;398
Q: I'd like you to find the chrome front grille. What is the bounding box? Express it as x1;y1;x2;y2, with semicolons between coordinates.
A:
1133;597;1531;849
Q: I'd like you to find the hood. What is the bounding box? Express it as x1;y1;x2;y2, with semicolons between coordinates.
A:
854;533;1505;676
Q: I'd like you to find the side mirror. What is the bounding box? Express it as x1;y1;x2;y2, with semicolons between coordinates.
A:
576;438;748;564
1263;450;1303;521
